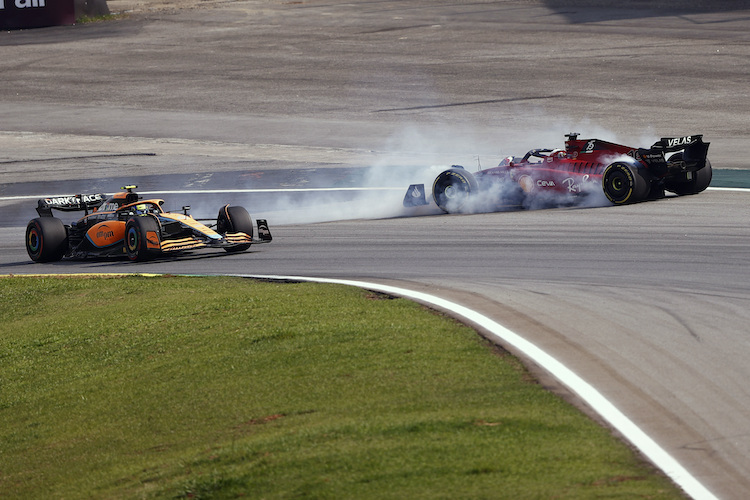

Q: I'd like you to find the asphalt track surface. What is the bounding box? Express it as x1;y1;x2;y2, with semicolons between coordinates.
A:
2;1;750;498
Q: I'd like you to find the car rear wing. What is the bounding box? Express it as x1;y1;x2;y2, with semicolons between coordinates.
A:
649;135;710;171
36;193;106;217
651;135;709;155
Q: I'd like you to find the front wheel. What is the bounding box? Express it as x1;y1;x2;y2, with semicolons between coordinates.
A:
125;216;161;261
432;168;478;213
217;205;254;252
602;162;650;205
26;217;68;262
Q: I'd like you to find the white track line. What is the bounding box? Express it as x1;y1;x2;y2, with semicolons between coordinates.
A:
707;187;750;193
240;274;718;500
0;187;403;201
136;188;403;195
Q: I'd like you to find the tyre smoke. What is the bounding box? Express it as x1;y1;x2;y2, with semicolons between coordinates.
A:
81;122;658;227
228;121;656;223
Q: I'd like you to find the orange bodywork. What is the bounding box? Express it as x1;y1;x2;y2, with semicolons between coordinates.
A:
146;231;161;249
78;195;256;254
86;221;126;248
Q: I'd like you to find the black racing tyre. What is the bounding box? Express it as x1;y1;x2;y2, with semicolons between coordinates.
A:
602;162;650;205
26;217;68;262
217;205;253;252
432;168;478;213
125;215;161;261
664;153;712;195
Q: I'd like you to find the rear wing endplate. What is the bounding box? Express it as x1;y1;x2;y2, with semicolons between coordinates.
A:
36;193;106;217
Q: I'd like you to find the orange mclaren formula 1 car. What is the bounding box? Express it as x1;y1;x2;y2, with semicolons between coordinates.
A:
25;186;272;262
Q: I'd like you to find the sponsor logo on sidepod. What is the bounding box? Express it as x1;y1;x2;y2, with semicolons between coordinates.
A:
97;228;115;240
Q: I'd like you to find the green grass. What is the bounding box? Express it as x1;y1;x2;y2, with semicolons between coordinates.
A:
0;275;684;499
75;14;127;24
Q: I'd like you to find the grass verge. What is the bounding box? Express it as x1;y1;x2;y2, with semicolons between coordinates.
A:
0;275;684;499
75;14;127;24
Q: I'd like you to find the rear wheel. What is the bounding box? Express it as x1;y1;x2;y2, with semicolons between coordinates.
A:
26;217;68;262
432;168;478;213
664;153;712;195
602;162;650;204
217;205;253;252
125;216;161;261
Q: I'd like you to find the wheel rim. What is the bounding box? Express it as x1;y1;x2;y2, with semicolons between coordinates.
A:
605;166;632;201
28;229;40;253
610;175;625;194
127;226;139;254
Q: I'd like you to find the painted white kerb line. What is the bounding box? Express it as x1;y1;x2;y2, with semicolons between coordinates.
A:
242;274;718;500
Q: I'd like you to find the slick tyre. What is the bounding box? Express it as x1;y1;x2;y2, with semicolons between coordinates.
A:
26;217;68;262
125;215;161;261
602;162;650;204
217;205;253;252
432;168;478;213
664;153;712;195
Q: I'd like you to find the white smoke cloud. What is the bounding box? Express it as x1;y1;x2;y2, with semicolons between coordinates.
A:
240;120;661;224
142;119;660;227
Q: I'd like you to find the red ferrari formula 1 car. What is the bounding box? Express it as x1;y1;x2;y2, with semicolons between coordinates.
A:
404;133;711;213
25;186;272;262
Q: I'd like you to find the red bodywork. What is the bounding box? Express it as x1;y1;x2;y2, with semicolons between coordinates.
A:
477;136;638;197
